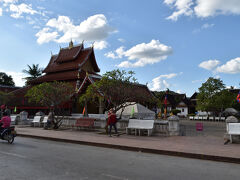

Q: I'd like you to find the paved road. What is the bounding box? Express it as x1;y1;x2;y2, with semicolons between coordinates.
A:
0;137;239;180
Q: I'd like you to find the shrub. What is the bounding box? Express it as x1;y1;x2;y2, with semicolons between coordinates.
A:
171;109;181;115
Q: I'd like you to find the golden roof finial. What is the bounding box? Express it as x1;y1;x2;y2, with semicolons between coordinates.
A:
86;71;89;77
69;39;73;49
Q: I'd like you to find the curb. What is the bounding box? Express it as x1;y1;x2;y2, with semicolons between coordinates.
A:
18;133;240;164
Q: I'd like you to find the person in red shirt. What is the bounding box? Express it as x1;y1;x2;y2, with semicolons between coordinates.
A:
0;111;11;133
107;109;119;137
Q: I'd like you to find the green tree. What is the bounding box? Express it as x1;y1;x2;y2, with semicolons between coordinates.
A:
214;89;236;112
22;64;43;85
80;69;156;117
26;81;74;129
0;72;15;86
197;77;229;114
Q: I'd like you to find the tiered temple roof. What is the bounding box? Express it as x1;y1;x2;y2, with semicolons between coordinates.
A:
30;42;100;86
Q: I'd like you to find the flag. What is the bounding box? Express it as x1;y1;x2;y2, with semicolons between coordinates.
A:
164;94;168;106
82;107;85;115
107;98;111;104
237;91;240;103
130;106;135;118
14;106;17;113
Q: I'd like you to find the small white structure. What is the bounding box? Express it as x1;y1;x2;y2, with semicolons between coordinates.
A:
226;116;239;143
176;101;188;117
116;102;155;120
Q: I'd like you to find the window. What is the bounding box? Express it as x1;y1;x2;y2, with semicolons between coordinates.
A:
182;108;184;112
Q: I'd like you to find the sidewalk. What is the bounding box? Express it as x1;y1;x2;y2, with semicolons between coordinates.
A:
16;126;240;164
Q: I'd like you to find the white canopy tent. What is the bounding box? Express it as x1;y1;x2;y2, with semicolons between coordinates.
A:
116;102;155;120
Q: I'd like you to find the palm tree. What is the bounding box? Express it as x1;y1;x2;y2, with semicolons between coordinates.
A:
22;64;43;85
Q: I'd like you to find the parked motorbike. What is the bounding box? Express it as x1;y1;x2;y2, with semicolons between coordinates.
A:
0;126;16;144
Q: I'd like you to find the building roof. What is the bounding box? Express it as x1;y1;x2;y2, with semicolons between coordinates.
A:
30;70;82;84
0;85;20;93
228;89;240;94
43;45;100;74
55;44;83;63
190;92;198;100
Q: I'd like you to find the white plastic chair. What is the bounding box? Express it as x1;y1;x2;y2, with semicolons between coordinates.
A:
31;116;41;127
10;115;17;125
41;116;48;127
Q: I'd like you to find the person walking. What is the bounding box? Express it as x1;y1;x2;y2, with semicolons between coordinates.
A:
107;109;119;137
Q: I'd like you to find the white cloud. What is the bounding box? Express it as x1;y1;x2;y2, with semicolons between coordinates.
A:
164;0;194;21
202;23;214;29
157;73;178;79
94;40;108;50
104;51;117;59
26;16;36;25
148;72;181;91
115;40;172;68
118;38;125;43
193;23;215;33
194;0;240;18
33;25;41;29
0;0;18;3
0;0;18;6
216;57;240;74
105;46;125;59
0;8;2;16
164;0;240;21
35;27;59;44
0;69;25;87
192;79;203;83
199;59;220;70
36;14;116;48
9;3;38;19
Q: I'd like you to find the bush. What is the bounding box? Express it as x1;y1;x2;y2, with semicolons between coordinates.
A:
171;109;181;115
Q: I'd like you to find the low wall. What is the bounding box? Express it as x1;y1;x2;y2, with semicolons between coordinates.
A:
61;115;169;134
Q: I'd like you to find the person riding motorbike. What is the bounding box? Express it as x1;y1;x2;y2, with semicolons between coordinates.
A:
0;111;11;134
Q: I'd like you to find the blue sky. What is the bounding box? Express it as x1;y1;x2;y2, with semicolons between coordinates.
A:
0;0;240;96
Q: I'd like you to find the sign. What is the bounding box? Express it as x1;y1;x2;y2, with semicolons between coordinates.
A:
196;123;203;131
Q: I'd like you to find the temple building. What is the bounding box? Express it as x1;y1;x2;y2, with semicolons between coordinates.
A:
7;41;156;115
8;41;101;115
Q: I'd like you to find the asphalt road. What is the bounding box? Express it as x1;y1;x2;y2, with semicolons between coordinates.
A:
0;137;239;180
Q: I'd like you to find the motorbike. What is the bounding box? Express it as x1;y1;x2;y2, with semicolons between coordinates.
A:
0;126;16;144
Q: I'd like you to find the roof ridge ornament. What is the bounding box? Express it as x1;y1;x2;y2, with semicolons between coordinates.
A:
91;41;95;48
69;39;73;49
